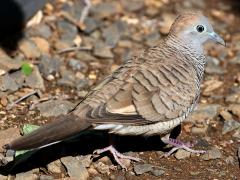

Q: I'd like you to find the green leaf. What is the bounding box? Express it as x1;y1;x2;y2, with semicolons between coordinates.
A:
22;124;40;135
21;62;33;76
15;124;40;157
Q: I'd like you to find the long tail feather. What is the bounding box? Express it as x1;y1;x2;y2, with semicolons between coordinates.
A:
3;114;90;151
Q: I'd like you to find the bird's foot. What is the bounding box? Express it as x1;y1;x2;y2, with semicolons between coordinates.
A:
161;137;206;157
93;145;141;170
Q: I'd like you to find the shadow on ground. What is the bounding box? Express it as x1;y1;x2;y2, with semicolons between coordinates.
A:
0;125;181;175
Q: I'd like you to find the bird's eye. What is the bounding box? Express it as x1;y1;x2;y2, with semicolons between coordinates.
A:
196;25;205;33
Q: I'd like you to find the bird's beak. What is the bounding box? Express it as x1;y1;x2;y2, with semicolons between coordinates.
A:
209;32;226;46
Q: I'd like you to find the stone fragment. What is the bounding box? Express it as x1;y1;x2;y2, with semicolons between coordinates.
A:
31;37;50;54
47;159;63;174
228;104;240;118
0;56;22;76
174;149;191;160
222;119;240;135
202;147;222;160
25;66;45;91
61;156;89;180
35;100;74;117
19;39;41;59
134;164;153;175
186;104;220;122
0;128;20;152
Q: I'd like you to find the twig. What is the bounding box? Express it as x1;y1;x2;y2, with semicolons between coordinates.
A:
80;0;92;24
58;11;81;28
58;0;91;30
6;90;39;110
57;46;92;54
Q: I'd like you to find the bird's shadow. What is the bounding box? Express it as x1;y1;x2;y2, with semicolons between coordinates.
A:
0;125;181;175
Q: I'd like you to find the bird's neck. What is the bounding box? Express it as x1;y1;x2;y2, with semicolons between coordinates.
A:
165;34;206;66
165;35;206;86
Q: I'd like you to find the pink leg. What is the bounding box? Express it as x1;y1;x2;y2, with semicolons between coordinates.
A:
93;145;141;170
161;137;206;157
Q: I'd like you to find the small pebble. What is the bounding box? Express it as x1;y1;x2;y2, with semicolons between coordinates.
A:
174;149;191;160
134;164;153;175
202;147;222;160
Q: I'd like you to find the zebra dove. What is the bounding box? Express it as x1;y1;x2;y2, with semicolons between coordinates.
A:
3;12;225;169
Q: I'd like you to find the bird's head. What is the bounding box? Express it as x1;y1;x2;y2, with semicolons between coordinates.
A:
169;12;225;47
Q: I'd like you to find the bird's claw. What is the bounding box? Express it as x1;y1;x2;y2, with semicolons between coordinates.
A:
162;138;207;157
92;145;141;170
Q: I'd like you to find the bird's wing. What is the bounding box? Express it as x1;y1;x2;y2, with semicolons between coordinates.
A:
78;56;197;125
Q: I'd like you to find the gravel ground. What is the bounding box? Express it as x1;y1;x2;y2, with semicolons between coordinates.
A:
0;0;240;179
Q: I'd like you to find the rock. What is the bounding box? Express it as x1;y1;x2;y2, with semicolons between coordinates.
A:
225;156;235;165
76;155;92;168
15;173;38;180
25;66;45;91
219;109;233;121
174;149;191;160
35;100;75;117
134;164;153;175
57;20;78;45
145;31;161;47
222;119;240;135
68;59;88;72
61;156;89;180
31;37;50;54
202;147;222;160
225;90;240;104
0;56;22;76
205;57;225;74
47;159;63;174
203;79;223;96
0;174;7;180
92;2;120;19
93;42;114;59
191;124;208;135
228;104;240;118
0;128;20;152
28;24;52;39
189;171;200;176
93;162;110;175
57;68;76;87
82;17;100;34
187;104;220;122
76;78;89;90
76;52;97;62
0;74;20;92
150;168;165;177
39;175;54;180
102;21;128;47
38;55;61;78
19;39;41;59
9;71;25;88
121;0;144;12
102;24;120;47
88;165;98;175
0;97;8;107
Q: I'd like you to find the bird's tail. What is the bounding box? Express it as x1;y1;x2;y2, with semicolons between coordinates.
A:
3;114;91;151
